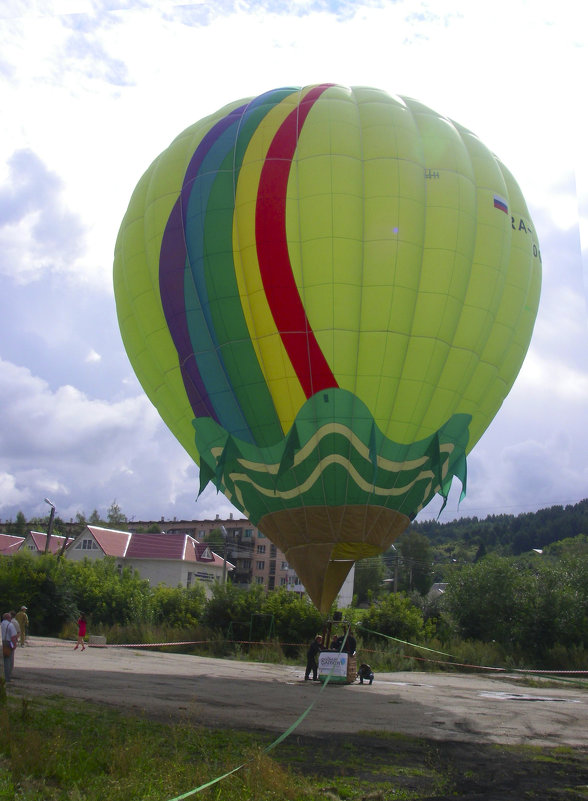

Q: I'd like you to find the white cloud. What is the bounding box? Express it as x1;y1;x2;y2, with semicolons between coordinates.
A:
0;471;28;507
0;354;240;522
519;350;588;402
0;149;86;283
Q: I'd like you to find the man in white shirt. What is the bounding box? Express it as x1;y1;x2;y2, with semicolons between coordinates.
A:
1;612;18;682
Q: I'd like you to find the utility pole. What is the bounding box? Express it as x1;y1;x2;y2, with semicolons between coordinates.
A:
44;498;56;554
221;525;228;584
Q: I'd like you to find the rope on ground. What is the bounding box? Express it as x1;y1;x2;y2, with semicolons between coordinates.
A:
77;633;588;677
355;624;588;677
166;634;350;800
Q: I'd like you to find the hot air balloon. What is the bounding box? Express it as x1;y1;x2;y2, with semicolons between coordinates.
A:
113;85;541;612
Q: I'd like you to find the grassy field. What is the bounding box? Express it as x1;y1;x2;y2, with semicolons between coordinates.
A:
2;690;588;800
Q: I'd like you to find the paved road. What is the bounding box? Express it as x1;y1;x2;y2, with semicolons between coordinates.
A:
8;637;588;748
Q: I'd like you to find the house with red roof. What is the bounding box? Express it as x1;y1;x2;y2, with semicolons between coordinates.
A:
0;533;25;555
20;531;72;556
66;526;232;592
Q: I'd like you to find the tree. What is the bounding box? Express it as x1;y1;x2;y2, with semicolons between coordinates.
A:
444;555;523;645
261;588;323;648
395;531;433;594
147;524;162;533
353;556;387;605
360;593;433;644
151;584;206;627
201;582;265;634
203;527;225;549
107;500;128;529
474;542;487;562
0;552;76;635
14;511;27;537
66;558;152;626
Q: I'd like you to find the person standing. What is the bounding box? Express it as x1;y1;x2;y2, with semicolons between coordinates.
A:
9;612;20;674
304;634;323;681
1;612;18;682
15;606;28;647
344;629;357;656
74;614;87;651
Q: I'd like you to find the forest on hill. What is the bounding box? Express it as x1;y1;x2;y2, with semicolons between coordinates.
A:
410;497;588;559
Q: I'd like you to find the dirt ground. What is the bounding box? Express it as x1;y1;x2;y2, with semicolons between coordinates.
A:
7;637;588;799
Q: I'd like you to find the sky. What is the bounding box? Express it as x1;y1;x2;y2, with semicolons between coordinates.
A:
0;0;586;528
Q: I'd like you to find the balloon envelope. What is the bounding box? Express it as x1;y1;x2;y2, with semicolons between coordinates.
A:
114;85;541;611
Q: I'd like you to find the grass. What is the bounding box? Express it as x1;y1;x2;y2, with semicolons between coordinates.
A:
2;691;588;800
0;694;309;801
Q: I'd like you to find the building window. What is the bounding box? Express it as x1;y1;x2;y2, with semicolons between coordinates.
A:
255;576;264;584
75;538;98;550
268;576;275;590
257;532;265;538
280;577;287;586
256;560;265;570
281;561;288;570
244;529;253;538
256;544;266;554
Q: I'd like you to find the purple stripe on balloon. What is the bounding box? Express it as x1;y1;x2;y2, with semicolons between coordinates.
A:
159;197;217;420
181;104;247;220
159;105;247;423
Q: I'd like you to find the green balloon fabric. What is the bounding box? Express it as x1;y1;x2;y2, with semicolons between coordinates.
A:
114;85;541;611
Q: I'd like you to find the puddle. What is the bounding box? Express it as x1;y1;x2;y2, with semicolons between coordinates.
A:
479;692;580;703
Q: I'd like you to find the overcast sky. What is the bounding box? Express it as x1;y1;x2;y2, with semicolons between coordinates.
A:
1;0;586;528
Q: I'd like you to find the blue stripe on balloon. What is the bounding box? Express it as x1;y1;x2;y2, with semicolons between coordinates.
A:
160;88;300;442
160;108;247;431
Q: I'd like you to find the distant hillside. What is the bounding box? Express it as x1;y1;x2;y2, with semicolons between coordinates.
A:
411;498;588;556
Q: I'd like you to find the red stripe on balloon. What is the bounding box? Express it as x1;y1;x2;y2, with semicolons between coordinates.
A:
255;84;338;398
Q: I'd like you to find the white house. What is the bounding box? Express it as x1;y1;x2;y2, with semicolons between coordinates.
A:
19;531;72;556
66;526;232;593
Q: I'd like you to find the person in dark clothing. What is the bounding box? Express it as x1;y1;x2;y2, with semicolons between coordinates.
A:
305;635;323;681
358;663;374;685
344;630;356;655
333;629;357;654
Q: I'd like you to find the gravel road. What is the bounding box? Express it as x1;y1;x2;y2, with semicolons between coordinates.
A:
8;637;588;748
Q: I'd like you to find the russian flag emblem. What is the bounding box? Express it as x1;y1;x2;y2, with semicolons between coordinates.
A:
493;195;508;214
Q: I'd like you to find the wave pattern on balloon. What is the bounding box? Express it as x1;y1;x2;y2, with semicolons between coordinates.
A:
114;84;541;611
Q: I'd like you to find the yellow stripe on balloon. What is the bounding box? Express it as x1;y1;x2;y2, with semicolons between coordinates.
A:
232;88;320;436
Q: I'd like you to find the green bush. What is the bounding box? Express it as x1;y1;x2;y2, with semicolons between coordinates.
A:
359;592;434;645
444;554;588;660
150;583;206;626
0;553;76;635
